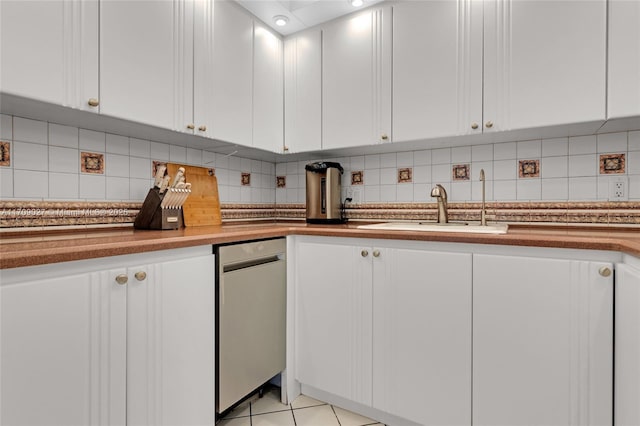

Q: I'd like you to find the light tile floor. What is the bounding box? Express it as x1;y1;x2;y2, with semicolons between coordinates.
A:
218;388;385;426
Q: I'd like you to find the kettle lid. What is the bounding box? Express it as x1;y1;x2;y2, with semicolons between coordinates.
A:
305;161;344;174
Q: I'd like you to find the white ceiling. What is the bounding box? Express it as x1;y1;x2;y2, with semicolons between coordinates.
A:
235;0;385;36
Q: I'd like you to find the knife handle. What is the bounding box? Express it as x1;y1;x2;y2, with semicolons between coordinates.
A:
170;167;185;189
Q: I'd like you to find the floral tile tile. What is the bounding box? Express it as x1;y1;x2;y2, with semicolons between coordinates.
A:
518;159;540;178
276;176;286;188
241;172;251;186
452;164;470;181
599;153;625;174
397;167;413;183
351;171;364;185
0;141;10;166
81;152;104;174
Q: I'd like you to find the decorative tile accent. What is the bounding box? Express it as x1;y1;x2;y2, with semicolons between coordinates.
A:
599;153;625;174
351;171;364;185
519;159;540;178
241;172;251;186
0;141;10;166
397;168;413;183
81;152;105;174
452;164;470;181
276;176;286;188
152;160;167;177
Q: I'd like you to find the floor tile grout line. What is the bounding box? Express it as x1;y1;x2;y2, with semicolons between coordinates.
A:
330;404;343;426
290;404;298;426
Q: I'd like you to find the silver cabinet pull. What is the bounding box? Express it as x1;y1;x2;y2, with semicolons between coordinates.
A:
198;125;207;132
134;271;147;281
485;121;493;128
373;250;381;258
186;124;195;130
381;134;389;141
471;123;479;130
361;250;369;257
87;98;99;107
115;274;128;285
599;266;612;277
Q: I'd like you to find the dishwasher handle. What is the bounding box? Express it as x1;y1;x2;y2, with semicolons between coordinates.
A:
222;255;283;273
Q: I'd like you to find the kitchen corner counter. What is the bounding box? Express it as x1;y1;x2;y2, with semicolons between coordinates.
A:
2;222;640;269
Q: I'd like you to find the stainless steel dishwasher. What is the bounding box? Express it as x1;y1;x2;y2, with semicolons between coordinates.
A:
216;238;286;415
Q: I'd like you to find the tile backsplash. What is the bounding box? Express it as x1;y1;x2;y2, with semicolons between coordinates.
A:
276;130;640;204
0;115;276;204
1;113;640;207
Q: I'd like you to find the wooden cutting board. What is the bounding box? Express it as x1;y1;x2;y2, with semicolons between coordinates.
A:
166;163;221;227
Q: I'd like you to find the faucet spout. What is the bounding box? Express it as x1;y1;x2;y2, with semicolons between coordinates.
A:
430;184;449;223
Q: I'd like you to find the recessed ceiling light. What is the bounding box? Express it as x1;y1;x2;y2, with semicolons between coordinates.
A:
274;15;289;26
350;0;364;7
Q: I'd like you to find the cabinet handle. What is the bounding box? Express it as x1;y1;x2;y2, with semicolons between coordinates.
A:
283;146;289;152
186;124;195;130
115;274;128;285
134;271;147;281
471;123;479;130
599;266;612;277
485;121;493;128
87;98;100;107
361;250;369;257
373;250;381;258
381;134;389;141
198;125;207;132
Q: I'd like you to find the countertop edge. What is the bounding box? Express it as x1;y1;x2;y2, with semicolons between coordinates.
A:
2;225;639;270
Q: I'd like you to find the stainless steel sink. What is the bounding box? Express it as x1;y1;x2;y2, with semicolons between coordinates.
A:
357;222;509;234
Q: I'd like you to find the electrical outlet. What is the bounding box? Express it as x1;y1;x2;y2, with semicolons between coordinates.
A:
609;176;628;201
351;188;362;204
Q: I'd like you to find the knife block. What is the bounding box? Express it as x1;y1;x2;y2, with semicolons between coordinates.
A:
134;188;184;230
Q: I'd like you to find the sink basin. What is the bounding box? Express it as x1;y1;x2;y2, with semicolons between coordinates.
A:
357;222;509;234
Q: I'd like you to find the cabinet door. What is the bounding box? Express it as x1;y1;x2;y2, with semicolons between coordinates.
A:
608;0;640;119
0;269;126;426
615;263;640;426
473;255;613;426
0;0;98;111
284;29;322;153
393;0;482;142
210;0;253;146
254;22;284;153
100;0;193;131
295;241;373;405
322;6;391;149
483;0;606;132
373;247;472;425
127;255;214;426
192;0;214;136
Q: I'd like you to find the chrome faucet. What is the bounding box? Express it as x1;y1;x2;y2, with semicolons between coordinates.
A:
430;184;449;223
480;169;487;226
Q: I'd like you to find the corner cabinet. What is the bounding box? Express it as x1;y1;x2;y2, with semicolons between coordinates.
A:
322;6;392;149
0;247;214;426
393;0;606;142
473;254;613;426
284;28;322;154
0;0;99;112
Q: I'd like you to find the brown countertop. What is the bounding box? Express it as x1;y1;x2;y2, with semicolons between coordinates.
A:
2;221;640;269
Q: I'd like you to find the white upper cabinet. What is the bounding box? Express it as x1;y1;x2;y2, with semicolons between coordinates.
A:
483;0;606;132
322;5;392;149
192;0;215;136
0;0;99;112
210;0;253;146
393;0;483;141
253;22;284;153
608;0;640;119
474;254;613;426
284;29;322;154
100;0;194;131
393;0;607;142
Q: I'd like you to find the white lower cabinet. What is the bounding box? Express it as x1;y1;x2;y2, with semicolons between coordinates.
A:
372;247;472;426
294;237;615;426
0;247;214;426
473;254;613;426
294;237;472;424
615;260;640;426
